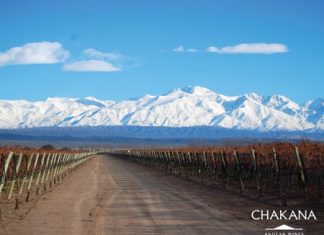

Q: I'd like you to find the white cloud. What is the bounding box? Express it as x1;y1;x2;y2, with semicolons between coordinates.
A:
187;48;198;53
173;45;198;53
173;46;185;52
0;42;69;66
63;60;121;72
206;43;288;54
82;48;124;61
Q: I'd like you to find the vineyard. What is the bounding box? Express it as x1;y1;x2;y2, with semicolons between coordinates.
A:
116;142;324;207
0;146;95;219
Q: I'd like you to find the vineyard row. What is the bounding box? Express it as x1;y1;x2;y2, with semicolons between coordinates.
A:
115;147;323;207
0;151;96;216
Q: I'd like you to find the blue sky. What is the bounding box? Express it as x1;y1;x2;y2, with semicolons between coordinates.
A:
0;0;323;103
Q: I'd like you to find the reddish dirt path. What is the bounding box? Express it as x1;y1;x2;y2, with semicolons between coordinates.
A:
1;155;323;235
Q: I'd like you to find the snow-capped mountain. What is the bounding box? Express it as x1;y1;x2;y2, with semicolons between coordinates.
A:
0;86;323;131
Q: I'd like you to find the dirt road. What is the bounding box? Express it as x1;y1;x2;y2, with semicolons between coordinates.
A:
1;155;322;235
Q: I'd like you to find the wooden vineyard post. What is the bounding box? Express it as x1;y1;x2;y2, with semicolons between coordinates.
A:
140;152;144;166
70;153;75;171
203;151;208;180
146;152;150;167
162;151;166;171
160;151;165;170
195;153;202;182
0;152;13;196
8;153;22;209
58;154;66;179
8;153;22;200
181;152;186;169
52;154;59;178
272;148;279;183
295;147;308;201
70;153;75;172
188;152;194;178
65;154;70;174
154;151;161;169
182;152;187;177
36;153;46;195
19;153;34;195
71;153;77;170
233;150;244;193
169;151;177;170
147;152;150;167
167;152;171;172
64;153;70;176
157;152;163;170
192;153;197;178
171;152;176;173
55;153;62;173
172;151;177;173
203;152;207;167
157;151;163;170
0;151;12;225
77;153;81;166
167;152;172;173
136;151;140;165
251;149;262;198
272;148;286;207
139;152;143;166
176;152;182;175
51;154;59;184
77;153;81;167
49;154;58;188
42;153;51;192
148;152;152;167
53;154;62;184
220;150;229;187
158;151;163;169
45;153;55;188
211;152;217;182
137;152;141;165
26;153;40;202
170;151;175;173
152;151;157;169
78;153;82;167
75;153;79;168
146;151;153;167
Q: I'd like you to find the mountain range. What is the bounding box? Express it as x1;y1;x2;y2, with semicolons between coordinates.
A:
0;86;323;133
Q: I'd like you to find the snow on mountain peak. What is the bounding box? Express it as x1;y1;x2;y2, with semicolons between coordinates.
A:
264;94;295;106
78;97;106;107
262;94;300;116
0;86;322;131
84;96;99;101
166;86;216;97
180;86;214;95
243;93;263;103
